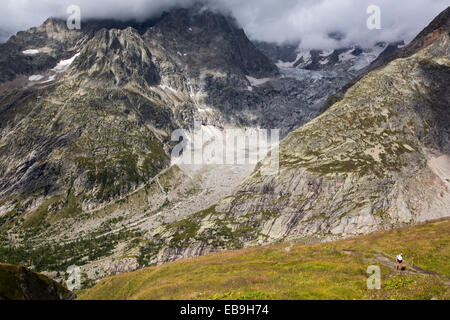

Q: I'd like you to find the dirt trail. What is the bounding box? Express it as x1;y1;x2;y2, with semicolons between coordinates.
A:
375;253;450;287
375;253;436;276
343;250;449;286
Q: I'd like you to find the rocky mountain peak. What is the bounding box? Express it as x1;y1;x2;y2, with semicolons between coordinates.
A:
69;27;160;86
400;6;450;58
144;6;279;79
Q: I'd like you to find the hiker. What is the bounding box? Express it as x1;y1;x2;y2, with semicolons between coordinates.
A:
396;253;403;271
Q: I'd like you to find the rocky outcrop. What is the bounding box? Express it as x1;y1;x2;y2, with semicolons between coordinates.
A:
70;28;160;87
145;7;279;80
0;263;75;300
253;41;300;66
103;259;139;276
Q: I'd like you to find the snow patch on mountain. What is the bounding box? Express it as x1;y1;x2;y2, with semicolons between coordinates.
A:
39;75;56;84
338;49;355;62
246;76;273;86
28;74;44;81
319;49;334;57
51;52;80;73
275;51;312;68
22;49;40;55
159;84;178;93
348;45;387;71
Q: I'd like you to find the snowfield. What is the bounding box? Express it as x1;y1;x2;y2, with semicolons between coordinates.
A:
22;49;39;55
51;52;80;73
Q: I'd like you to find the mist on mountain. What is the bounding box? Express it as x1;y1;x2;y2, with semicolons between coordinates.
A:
0;0;448;49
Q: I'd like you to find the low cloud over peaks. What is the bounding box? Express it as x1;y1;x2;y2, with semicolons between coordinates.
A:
218;0;449;49
0;0;448;49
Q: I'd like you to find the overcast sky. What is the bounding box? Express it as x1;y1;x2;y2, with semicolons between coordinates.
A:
0;0;448;49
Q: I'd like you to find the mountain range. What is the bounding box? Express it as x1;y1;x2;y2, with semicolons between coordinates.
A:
0;4;448;289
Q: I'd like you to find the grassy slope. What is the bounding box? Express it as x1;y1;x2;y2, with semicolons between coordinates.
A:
0;263;72;300
80;219;450;300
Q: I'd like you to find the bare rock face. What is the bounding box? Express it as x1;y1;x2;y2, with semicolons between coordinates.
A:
0;263;75;300
70;28;160;87
104;259;139;276
396;6;450;60
144;7;279;79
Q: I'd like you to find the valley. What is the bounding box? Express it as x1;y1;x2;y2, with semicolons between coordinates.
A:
0;3;448;296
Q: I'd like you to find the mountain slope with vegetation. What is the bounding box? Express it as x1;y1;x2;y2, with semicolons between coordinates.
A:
79;218;450;300
1;5;448;288
0;263;74;300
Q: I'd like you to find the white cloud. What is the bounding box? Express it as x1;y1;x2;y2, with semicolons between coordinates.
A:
219;0;449;49
0;0;448;49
